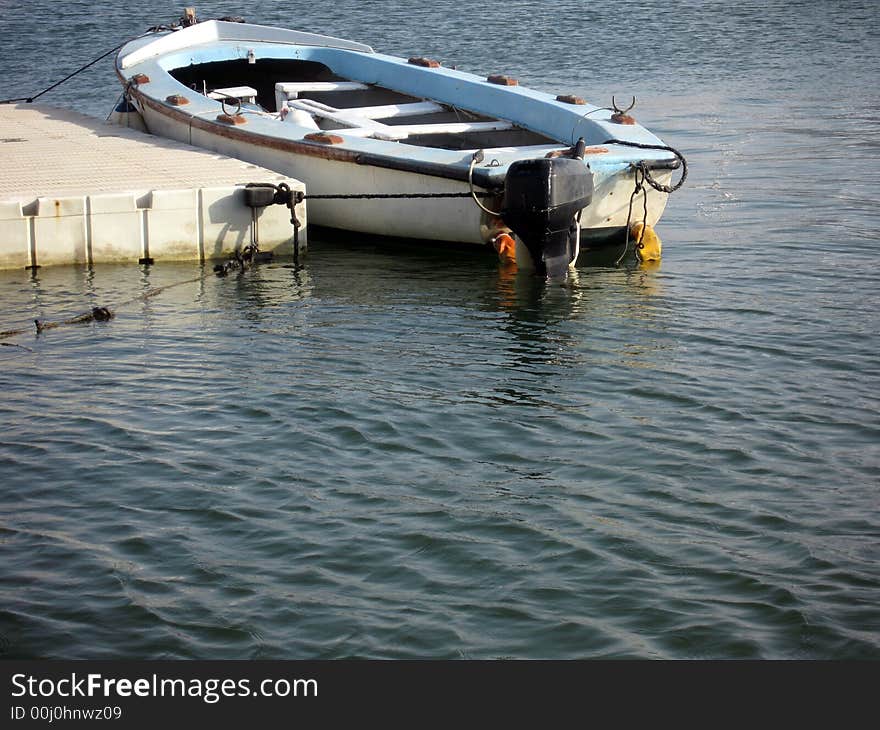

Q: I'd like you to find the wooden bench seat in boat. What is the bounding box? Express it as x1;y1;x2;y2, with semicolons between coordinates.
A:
274;81;370;112
316;100;446;120
208;85;259;104
350;120;516;141
284;97;514;141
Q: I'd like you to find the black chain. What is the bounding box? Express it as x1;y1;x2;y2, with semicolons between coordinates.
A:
213;243;261;277
602;139;688;194
303;192;490;200
615;166;649;266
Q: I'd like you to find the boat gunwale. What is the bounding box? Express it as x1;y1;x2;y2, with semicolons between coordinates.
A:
124;79;511;189
148;40;606;143
127;89;679;199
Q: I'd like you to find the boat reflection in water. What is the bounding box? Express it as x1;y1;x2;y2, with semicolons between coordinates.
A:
0;236;670;416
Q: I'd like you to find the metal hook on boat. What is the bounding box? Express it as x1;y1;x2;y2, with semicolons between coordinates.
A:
610;96;637;125
612;96;636;115
220;96;242;117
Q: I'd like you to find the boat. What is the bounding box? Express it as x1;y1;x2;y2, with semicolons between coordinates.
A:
113;13;685;276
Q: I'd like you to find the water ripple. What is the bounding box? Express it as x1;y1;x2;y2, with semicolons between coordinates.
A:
1;0;879;660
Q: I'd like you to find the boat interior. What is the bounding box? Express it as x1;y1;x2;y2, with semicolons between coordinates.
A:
169;58;559;150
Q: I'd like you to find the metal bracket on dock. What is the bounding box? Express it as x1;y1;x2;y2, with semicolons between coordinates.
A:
244;183;305;268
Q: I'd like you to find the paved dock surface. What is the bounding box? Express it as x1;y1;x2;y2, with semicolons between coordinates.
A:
0;104;305;268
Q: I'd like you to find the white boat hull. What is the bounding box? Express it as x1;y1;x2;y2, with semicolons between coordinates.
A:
142;103;482;241
116;19;684;271
141;101;671;246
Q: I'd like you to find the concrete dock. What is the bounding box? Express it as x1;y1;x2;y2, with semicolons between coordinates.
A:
0;104;306;270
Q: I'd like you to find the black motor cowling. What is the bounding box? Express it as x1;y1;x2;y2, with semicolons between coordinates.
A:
501;157;593;277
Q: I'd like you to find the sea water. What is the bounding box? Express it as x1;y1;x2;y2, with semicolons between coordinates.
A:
0;0;878;658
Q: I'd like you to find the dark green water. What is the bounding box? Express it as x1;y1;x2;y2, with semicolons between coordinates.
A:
1;1;878;658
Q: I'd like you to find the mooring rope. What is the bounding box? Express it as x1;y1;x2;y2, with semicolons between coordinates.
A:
0;40;133;105
0;272;207;341
0;179;313;343
0;13;248;105
468;151;504;216
1;342;33;352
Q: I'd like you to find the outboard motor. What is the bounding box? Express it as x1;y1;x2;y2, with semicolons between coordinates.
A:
501;157;593;277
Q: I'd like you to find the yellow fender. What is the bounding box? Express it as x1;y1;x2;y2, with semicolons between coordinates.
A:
631;222;661;261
